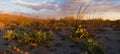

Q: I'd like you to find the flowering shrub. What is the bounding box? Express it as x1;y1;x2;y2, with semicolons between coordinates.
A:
69;25;104;54
3;30;55;48
70;25;89;41
81;38;104;54
2;30;16;42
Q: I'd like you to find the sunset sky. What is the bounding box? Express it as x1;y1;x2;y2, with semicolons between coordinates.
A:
0;0;120;20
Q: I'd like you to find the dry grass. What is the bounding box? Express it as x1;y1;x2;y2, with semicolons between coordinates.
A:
0;22;5;30
0;14;119;32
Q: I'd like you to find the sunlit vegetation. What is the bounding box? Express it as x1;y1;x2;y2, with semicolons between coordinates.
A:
3;29;55;48
0;14;120;54
70;25;89;41
69;25;104;54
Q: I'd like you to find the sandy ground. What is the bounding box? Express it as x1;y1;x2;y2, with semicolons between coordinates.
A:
95;27;120;54
0;27;119;54
0;28;83;54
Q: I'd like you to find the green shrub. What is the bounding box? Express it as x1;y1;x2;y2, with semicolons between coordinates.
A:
3;30;55;48
2;30;16;42
70;25;89;41
69;25;104;54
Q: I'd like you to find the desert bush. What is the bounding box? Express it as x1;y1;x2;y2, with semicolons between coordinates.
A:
80;38;104;54
3;29;55;48
2;30;16;42
70;25;89;41
69;25;104;54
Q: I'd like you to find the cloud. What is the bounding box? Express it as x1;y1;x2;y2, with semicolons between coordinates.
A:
93;0;120;12
12;0;92;12
0;2;9;5
0;10;36;18
11;0;120;19
54;0;92;16
12;0;60;11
